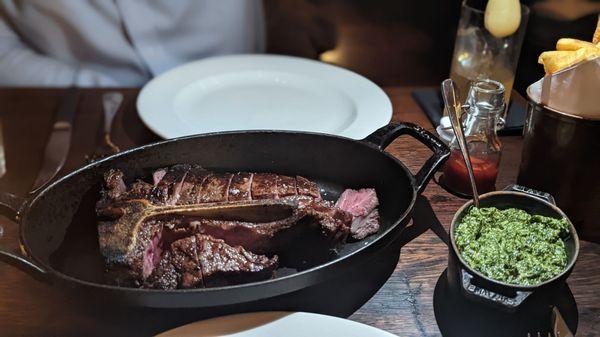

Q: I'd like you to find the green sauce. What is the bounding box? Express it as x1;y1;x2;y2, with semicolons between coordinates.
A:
455;207;570;286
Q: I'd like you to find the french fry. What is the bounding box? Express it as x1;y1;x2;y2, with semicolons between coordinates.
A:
539;18;600;74
556;38;598;51
538;48;600;74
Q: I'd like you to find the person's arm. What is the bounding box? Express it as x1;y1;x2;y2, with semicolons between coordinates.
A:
0;18;117;87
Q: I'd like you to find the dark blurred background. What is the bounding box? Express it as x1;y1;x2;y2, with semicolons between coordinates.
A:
265;0;599;96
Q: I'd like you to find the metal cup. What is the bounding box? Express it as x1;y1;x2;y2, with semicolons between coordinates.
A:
517;86;600;243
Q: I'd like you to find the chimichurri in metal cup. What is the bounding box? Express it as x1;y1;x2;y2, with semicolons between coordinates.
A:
455;207;570;286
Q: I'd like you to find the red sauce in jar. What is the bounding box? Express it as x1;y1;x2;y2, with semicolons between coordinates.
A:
442;150;499;195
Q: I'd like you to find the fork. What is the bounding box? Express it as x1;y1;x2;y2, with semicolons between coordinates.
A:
89;92;123;160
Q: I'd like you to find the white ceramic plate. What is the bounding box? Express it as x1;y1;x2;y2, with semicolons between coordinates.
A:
137;55;392;140
156;312;399;337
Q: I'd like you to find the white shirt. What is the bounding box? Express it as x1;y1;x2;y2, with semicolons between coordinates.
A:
0;0;265;87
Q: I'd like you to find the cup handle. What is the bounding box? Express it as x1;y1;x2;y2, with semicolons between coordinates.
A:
460;268;532;310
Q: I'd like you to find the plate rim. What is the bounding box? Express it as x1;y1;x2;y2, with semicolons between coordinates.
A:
137;54;392;140
156;311;400;337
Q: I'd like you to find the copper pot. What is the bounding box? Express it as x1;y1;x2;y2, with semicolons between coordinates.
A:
518;86;600;242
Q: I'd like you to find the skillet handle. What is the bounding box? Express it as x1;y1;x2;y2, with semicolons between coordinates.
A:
363;122;450;194
460;268;532;311
503;184;556;205
0;192;48;281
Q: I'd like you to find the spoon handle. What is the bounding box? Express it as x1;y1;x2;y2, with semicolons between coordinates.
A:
441;79;480;207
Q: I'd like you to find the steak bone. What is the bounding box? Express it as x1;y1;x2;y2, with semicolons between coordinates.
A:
98;198;298;263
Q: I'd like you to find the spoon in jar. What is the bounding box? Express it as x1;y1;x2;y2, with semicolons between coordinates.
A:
441;79;480;207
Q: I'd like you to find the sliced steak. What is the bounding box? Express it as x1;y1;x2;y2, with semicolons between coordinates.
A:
154;164;191;205
104;169;127;200
98;167;321;210
277;175;297;198
145;234;278;289
350;209;380;240
197;173;233;203
98;217;163;287
335;188;379;217
296;175;320;199
335;188;380;239
144;250;178;290
196;234;278;287
152;168;167;186
171;234;205;288
251;173;278;200
97;165;361;288
228;172;252;201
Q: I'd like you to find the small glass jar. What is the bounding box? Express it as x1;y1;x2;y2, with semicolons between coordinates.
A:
441;79;505;196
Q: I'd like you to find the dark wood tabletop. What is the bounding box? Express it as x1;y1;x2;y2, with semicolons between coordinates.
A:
0;87;598;337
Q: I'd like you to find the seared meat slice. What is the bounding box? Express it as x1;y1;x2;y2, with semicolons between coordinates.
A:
195;234;278;287
145;250;178;290
170;234;205;288
335;188;379;217
335;188;380;240
350;209;380;240
98;217;163;287
296;176;320;199
145;235;278;289
104;169;127;199
98;167;322;210
177;170;203;205
153;164;191;205
197;174;234;203
251;173;279;200
227;172;252;201
276;175;297;198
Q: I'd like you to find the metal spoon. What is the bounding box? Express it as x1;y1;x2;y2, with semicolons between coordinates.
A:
441;79;480;207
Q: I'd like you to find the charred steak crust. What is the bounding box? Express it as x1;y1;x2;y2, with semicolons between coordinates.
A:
251;173;278;200
228;172;252;201
98;216;163;286
145;235;278;290
99;167;322;208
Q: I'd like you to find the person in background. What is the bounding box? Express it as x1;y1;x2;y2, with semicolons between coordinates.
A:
0;0;335;87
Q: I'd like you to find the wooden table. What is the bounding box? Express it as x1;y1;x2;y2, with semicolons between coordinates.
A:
0;88;598;336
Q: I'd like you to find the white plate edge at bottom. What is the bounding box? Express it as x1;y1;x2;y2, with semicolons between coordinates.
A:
155;311;400;337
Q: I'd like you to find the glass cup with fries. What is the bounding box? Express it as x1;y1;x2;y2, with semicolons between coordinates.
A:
449;0;529;124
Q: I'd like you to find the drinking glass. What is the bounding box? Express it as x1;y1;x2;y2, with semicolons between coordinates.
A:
449;0;529;123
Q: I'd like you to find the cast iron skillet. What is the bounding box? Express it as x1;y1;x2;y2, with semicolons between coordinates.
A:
0;122;449;308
